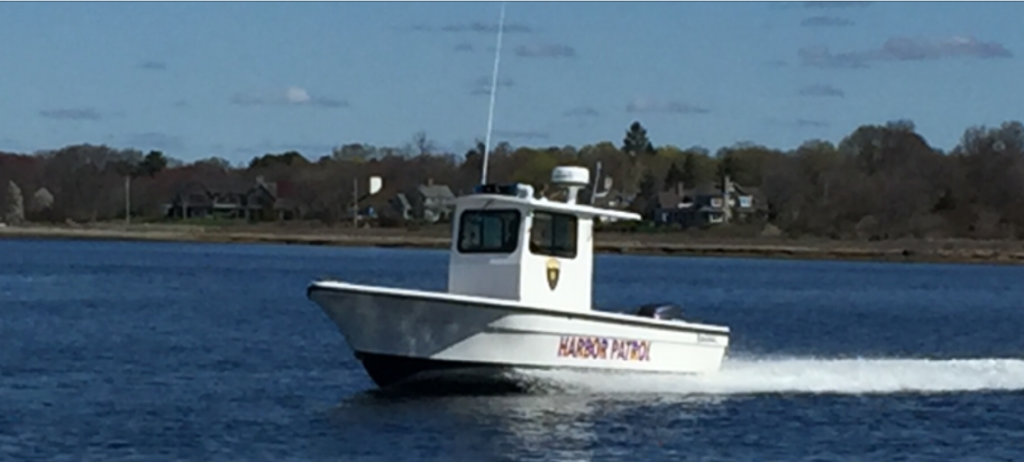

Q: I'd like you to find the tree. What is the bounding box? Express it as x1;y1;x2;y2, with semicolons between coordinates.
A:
249;151;308;170
663;161;685;191
717;153;736;182
139;150;169;176
637;170;657;201
681;153;698;186
108;149;170;225
621;121;655;158
4;180;24;225
8;116;1024;240
410;131;436;157
332;143;376;163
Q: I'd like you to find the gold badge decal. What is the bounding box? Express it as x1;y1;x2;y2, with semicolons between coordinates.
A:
546;258;560;290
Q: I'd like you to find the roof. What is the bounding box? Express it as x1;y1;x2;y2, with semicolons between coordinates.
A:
689;183;722;196
205;176;251;196
418;184;455;200
657;191;681;209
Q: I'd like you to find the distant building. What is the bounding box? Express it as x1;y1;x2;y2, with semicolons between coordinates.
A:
163;176;304;221
652;176;767;228
390;179;457;223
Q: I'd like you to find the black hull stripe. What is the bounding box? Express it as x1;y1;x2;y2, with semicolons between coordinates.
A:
355;351;529;394
353;351;704;394
308;285;729;337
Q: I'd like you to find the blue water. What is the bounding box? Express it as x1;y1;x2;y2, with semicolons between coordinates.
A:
2;238;1024;461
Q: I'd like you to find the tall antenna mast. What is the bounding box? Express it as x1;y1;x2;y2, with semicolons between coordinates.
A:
480;1;506;185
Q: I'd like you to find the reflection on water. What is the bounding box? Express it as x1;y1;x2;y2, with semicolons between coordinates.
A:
327;386;727;462
318;352;1024;460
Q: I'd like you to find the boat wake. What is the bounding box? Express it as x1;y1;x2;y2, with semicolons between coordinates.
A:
512;356;1024;396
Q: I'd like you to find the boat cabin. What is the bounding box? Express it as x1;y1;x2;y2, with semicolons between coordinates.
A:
446;166;641;312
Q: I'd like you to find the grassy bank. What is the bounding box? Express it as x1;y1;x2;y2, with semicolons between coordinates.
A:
2;221;1024;266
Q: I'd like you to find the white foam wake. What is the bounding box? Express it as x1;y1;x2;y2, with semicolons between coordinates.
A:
513;357;1024;395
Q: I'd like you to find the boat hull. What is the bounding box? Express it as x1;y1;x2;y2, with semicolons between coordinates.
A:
307;281;730;391
353;351;532;394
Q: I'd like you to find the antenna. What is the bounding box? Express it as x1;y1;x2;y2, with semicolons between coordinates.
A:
480;1;506;185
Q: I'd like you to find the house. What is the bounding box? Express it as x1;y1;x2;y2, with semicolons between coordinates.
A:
163;176;303;221
417;182;457;222
390;180;457;223
355;185;407;225
652;176;767;228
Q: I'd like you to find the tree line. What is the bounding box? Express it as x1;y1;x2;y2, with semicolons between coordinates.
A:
2;119;1023;240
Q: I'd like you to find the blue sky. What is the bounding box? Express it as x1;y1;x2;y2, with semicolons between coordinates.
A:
1;1;1022;163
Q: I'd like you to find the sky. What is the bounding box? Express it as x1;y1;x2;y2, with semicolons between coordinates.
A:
1;1;1023;164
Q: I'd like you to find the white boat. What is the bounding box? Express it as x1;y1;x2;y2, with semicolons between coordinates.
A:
306;4;728;392
306;165;731;391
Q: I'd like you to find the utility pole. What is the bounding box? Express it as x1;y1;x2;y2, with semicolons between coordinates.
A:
124;175;131;226
350;175;382;228
352;178;358;228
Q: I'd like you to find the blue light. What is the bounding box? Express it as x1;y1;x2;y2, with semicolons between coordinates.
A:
473;184;521;196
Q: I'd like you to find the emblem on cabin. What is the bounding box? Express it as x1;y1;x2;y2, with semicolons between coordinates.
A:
546;258;560;290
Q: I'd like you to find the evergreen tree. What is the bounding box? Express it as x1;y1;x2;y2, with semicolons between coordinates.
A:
621;121;655;158
664;162;685;191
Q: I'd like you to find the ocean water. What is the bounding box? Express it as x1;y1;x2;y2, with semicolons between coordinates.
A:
1;238;1023;461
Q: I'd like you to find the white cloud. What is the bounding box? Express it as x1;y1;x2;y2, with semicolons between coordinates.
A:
230;87;348;109
626;97;710;115
799;35;1013;69
286;87;311;104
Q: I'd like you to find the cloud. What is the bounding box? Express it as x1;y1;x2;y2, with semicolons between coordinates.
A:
139;60;167;71
232;140;336;156
230;86;349;108
769;1;869;10
469;76;514;96
493;129;550;141
798;46;869;69
626;97;710;115
796;118;830;128
439;22;533;34
408;22;533;34
798;84;845;98
39;108;101;121
767;117;830;129
286;87;310;103
514;43;576;58
879;36;1012;60
800;16;854;27
799;35;1013;69
125;132;185;151
564;106;600;117
803;1;871;9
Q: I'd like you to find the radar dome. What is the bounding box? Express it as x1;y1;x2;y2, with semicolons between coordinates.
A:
551;166;590;187
550;166;591;204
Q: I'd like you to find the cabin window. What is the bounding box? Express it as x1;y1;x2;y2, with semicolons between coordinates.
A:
530;211;578;259
457;209;521;254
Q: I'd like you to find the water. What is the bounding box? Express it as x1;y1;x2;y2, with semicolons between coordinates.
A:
1;238;1023;461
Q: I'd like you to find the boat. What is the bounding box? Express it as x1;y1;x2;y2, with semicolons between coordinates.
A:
305;3;729;392
306;165;731;391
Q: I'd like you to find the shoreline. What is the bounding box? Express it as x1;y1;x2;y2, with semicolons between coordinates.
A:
2;223;1024;266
